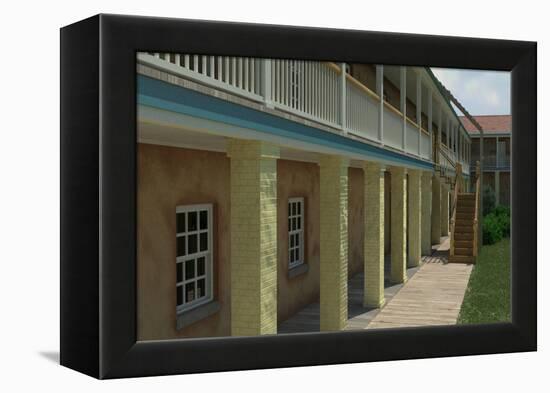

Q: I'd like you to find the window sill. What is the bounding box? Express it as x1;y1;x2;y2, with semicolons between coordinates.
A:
288;263;309;279
176;300;220;330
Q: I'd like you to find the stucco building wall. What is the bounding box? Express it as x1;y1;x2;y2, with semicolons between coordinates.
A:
137;143;232;340
276;159;321;323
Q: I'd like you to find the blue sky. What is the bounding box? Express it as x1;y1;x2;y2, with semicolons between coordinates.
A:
431;68;511;116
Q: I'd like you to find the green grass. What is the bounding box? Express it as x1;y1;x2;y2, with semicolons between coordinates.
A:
458;238;511;324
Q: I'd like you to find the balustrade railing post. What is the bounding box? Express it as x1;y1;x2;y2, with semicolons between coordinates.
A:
262;59;273;108
340;63;347;133
376;65;384;143
416;73;422;156
400;66;407;151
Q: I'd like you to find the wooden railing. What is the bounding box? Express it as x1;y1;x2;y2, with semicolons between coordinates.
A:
137;52;450;162
449;163;462;257
473;161;481;258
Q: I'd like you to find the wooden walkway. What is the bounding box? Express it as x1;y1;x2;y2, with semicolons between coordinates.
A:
279;237;473;333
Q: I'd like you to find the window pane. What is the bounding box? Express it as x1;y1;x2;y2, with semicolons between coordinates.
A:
297;202;301;215
185;282;195;303
297;217;301;229
177;262;183;283
288;218;291;230
177;236;186;256
185;259;195;280
200;232;208;252
290;234;294;247
177;286;183;306
188;234;198;254
188;211;197;231
177;213;186;234
292;202;296;215
197;279;206;298
288;203;291;216
295;233;300;247
292;217;296;231
289;250;293;263
200;210;208;230
197;257;205;276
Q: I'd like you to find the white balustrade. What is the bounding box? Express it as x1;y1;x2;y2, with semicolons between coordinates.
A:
138;52;468;163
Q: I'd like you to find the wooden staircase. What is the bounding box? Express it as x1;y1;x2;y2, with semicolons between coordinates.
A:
449;193;476;263
449;162;480;264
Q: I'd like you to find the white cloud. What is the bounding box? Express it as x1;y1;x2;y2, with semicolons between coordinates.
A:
431;68;510;116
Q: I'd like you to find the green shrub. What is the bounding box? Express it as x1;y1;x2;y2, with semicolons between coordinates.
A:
493;205;510;237
482;185;496;216
482;213;503;245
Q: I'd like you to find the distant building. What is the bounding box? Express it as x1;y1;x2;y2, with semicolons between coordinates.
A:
460;115;511;206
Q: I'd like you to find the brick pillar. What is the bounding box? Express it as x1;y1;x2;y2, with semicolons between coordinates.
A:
390;167;407;284
431;174;441;245
421;172;432;255
319;155;349;331
407;170;421;267
363;163;385;308
228;140;279;336
441;182;449;236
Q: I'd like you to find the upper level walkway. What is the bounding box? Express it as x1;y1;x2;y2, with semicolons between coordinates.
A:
278;237;473;333
137;53;471;177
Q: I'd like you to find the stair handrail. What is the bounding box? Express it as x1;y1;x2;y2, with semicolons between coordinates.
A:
473;161;481;257
449;163;462;257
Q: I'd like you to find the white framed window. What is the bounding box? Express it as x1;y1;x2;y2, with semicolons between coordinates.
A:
176;204;213;313
288;197;304;269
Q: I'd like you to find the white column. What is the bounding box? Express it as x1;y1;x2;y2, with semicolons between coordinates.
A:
400;66;407;150
416;74;422;156
376;65;384;143
262;59;273;108
428;91;433;160
438;108;442;149
340;62;347;133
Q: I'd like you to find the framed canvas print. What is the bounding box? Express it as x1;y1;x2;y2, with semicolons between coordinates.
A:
60;14;536;379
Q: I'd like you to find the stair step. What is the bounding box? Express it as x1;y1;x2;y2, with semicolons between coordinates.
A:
457;207;475;213
455;247;473;256
455;225;473;233
455;240;473;248
455;219;473;227
458;193;475;199
449;255;475;264
455;232;474;240
456;212;475;220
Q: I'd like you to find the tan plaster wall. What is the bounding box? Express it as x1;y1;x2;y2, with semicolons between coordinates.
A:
137;143;231;340
276;159;321;323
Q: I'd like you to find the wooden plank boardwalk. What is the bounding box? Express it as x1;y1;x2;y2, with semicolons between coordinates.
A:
278;237;473;333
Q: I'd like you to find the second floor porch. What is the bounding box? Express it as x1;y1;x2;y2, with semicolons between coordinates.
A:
137;52;472;175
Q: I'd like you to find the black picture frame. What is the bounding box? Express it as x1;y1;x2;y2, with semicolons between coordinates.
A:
60;14;537;379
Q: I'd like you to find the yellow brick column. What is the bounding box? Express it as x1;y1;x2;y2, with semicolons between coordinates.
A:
431;174;441;245
227;139;279;336
421;172;432;255
319;155;349;331
390;166;407;284
363;163;385;308
441;182;449;236
407;170;421;267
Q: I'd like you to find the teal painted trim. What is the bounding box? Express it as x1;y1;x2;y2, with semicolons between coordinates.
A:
137;75;435;171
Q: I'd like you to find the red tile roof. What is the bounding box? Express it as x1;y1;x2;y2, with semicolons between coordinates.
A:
459;115;511;134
